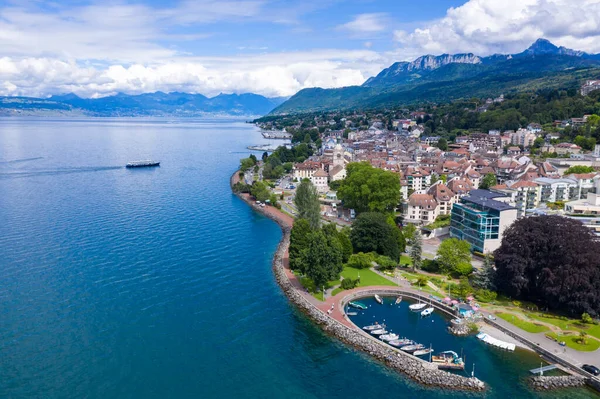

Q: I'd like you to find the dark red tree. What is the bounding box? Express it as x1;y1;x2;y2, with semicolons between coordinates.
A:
494;215;600;316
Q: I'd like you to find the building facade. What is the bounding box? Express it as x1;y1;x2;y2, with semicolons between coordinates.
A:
450;190;518;253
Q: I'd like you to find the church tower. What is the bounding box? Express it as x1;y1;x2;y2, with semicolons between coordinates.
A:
333;140;344;167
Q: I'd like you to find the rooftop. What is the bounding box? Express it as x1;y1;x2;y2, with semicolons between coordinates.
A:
462;189;516;212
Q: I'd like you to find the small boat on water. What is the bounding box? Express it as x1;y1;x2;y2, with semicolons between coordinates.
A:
126;160;160;168
363;324;385;331
347;312;358;316
388;339;413;348
380;333;399;342
413;348;434;356
409;302;427;312
374;295;383;304
348;301;367;310
370;329;387;335
400;344;425;353
394;296;402;305
421;307;434;317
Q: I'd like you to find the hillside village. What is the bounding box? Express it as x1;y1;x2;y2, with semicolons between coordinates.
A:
255;89;600;255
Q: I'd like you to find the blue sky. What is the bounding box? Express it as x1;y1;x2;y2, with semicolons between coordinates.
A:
0;0;598;98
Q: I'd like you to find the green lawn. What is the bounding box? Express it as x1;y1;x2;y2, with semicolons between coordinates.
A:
297;274;340;301
340;266;397;287
496;312;550;333
528;313;600;340
546;332;600;352
331;266;397;296
400;255;413;266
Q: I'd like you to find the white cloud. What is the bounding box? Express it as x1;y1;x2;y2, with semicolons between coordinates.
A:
393;0;600;57
0;51;380;98
338;13;388;35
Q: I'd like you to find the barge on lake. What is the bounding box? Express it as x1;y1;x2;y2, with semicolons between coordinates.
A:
126;160;160;168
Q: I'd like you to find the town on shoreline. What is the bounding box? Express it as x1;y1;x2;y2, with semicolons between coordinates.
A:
231;91;600;392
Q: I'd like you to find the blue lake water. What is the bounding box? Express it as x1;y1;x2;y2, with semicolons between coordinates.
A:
0;118;596;398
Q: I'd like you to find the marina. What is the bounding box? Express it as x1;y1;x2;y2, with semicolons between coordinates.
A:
344;295;576;388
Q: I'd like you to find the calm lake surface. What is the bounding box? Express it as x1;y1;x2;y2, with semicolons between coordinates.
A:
0;118;596;398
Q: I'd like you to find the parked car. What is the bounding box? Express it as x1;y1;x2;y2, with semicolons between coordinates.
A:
582;364;600;376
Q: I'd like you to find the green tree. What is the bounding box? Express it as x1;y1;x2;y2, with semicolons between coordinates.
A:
300;230;343;289
564;165;595;175
240;157;255;172
479;173;498;190
249;154;257;164
350;212;401;261
582;312;593;324
437;138;448;151
337;227;353;262
409;230;423;271
289;219;312;273
436;238;472;275
347;252;375;269
473;253;496;291
250;181;270;202
403;224;417;242
294;179;321;229
337;162;400;213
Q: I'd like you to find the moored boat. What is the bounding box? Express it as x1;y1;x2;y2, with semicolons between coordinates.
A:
363;323;385;331
370;329;387;335
379;333;399;342
374;294;383;304
413;348;434;356
409;303;426;312
421;307;434;317
432;350;465;370
394;296;402;305
348;301;367;310
400;344;425;353
388;339;413;348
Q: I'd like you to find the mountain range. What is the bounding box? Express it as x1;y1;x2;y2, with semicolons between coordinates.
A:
271;39;600;115
0;92;287;117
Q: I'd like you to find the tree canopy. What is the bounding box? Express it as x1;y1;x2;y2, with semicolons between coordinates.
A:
494;215;600;316
436;238;472;276
289;218;312;273
563;165;596;175
294;179;321;229
350;212;403;261
479;173;498;190
250;181;270;203
299;230;344;289
337;162;401;213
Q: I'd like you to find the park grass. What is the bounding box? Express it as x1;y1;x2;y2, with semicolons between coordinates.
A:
400;255;413;266
331;266;397;296
297;274;340;301
496;312;550;333
527;313;600;340
546;332;600;352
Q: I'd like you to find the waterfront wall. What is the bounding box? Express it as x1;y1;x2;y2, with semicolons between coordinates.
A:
529;375;586;391
483;318;600;392
231;171;485;392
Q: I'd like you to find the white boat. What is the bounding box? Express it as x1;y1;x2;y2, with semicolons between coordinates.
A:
380;333;400;342
363;324;385;331
413;348;434;356
421;307;434;317
370;329;387;335
394;296;402;305
409;303;427;312
400;344;425;353
388;339;413;348
374;294;383;304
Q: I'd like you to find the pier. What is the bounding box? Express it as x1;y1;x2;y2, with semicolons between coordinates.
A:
529;364;558;374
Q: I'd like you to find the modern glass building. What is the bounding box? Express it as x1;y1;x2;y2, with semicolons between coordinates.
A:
450;190;518;253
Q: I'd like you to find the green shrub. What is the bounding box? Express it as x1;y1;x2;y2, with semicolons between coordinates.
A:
347;252;376;269
421;259;440;273
475;289;497;303
376;255;397;271
582;312;593;324
341;277;360;290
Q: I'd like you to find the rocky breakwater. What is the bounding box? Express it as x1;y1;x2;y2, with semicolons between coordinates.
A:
529;375;586;391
